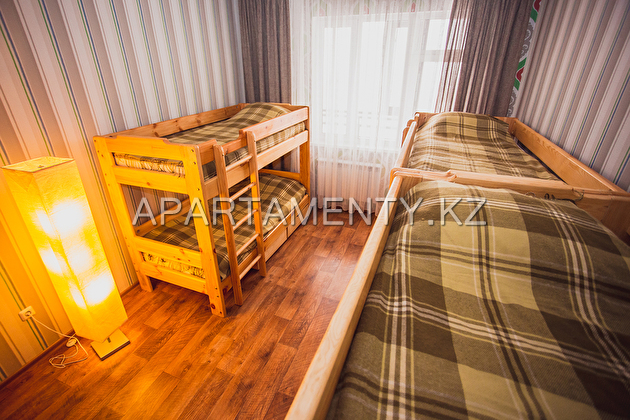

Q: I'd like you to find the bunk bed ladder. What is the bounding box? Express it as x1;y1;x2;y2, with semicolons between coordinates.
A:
213;133;268;305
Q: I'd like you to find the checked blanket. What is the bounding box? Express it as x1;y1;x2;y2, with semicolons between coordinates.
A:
142;174;306;280
329;181;630;419
408;113;558;180
114;103;304;179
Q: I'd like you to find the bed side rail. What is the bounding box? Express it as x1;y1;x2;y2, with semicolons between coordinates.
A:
507;119;624;193
226;106;311;195
94;135;216;194
103;104;242;138
390;168;630;241
286;176;402;420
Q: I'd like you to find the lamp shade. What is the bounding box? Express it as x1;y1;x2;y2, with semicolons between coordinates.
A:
2;157;127;343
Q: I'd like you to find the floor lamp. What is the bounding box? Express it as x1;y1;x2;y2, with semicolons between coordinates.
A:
3;157;129;360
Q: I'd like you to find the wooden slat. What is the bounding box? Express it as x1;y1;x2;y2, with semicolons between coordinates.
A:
104;105;241;138
239;255;262;280
258;169;301;181
235;247;257;280
234;209;257;231
286;178;402;420
201;177;220;199
221;138;248;155
243;108;309;141
104;136;183;160
510;120;623;192
112;166;188;194
258;131;309;168
225;163;251;190
133;236;202;267
139;261;207;294
236;234;259;257
226;155;252;172
390;168;612;200
230;182;255;201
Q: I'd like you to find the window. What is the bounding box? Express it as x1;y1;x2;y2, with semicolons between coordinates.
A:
312;5;452;151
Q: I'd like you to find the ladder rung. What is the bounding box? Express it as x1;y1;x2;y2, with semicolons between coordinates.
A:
234;209;257;230
225;155;252;172
236;234;260;257
240;255;262;280
230;182;255;201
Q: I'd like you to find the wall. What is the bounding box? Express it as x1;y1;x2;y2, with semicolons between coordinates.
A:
0;0;244;382
513;0;630;191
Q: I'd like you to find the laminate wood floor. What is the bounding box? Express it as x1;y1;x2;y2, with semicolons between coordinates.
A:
0;211;371;420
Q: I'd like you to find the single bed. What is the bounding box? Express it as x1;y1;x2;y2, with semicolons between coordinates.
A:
94;103;310;317
287;173;630;419
393;112;630;242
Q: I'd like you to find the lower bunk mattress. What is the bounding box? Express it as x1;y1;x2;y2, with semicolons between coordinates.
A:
141;174;306;280
330;181;630;419
114;102;305;179
408;112;558;180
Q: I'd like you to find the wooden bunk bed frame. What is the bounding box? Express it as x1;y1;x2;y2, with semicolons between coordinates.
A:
393;113;630;242
94;103;310;317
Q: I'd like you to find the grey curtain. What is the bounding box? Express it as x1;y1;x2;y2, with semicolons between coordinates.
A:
436;0;532;116
238;0;291;103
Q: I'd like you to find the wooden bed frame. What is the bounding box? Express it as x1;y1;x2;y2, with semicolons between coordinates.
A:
286;173;421;419
94;103;310;317
287;112;630;419
393;113;630;242
287;167;630;418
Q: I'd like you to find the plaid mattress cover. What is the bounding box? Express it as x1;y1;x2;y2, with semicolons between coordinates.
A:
114;103;305;179
330;181;630;419
408;112;558;180
141;174;306;280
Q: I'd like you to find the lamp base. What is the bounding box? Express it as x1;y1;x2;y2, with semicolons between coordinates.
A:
90;329;130;360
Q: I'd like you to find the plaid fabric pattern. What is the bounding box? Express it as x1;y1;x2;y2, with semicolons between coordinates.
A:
330;181;630;419
114;103;305;179
141;174;306;280
408;112;558;180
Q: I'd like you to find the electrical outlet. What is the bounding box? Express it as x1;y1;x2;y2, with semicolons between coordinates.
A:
18;306;35;322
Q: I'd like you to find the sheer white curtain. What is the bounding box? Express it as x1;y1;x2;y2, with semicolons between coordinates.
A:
291;0;453;210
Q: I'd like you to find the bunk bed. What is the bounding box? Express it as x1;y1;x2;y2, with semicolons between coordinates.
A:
94;103;310;317
393;112;630;241
287;172;630;419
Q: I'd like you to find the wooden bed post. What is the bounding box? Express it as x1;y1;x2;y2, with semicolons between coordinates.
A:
300;107;311;197
182;145;226;317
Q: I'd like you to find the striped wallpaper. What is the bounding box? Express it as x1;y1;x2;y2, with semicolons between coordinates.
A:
0;0;244;382
513;0;630;191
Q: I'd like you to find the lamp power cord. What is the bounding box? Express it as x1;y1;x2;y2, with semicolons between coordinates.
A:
31;316;89;368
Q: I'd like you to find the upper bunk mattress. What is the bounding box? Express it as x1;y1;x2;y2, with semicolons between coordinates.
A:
114;103;305;179
330;180;630;419
141;174;306;280
408;112;558;180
